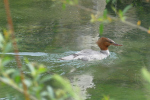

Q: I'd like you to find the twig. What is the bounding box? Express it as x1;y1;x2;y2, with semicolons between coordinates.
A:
74;4;149;33
0;77;37;100
123;20;148;32
3;0;30;100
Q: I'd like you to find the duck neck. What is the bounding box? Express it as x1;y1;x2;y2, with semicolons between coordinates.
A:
100;49;110;56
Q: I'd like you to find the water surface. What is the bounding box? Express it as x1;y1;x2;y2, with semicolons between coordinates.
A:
0;0;150;100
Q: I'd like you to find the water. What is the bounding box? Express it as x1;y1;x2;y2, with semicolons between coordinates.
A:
0;0;150;100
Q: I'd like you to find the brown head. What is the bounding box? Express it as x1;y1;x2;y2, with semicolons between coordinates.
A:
96;37;122;50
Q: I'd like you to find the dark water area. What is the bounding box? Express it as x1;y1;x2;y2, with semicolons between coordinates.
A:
0;0;150;100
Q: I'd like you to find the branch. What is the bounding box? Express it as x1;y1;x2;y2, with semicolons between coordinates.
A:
72;3;149;33
3;0;29;100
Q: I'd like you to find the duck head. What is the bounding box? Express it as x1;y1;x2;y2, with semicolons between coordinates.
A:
96;37;122;50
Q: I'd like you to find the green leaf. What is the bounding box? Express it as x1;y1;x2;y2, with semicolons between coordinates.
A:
24;79;31;87
41;91;48;96
99;24;104;35
66;0;69;3
5;69;15;75
112;0;116;4
4;42;12;53
27;63;36;76
74;0;78;4
62;3;66;10
14;75;21;84
111;6;117;13
2;56;12;66
24;57;29;64
122;5;132;15
142;68;150;83
0;77;11;84
47;86;54;99
0;33;4;48
40;75;52;83
0;33;4;43
37;64;46;74
103;9;107;19
118;10;123;18
106;0;110;3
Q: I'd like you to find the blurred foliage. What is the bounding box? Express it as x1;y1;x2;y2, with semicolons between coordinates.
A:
141;67;150;100
0;31;81;100
52;0;78;9
52;0;150;35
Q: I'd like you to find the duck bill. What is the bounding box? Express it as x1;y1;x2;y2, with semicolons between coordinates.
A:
113;43;123;46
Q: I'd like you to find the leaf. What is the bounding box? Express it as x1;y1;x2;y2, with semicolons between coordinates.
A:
102;95;110;100
111;6;117;13
0;77;11;84
5;69;15;75
147;30;150;34
24;79;31;87
103;9;108;19
0;33;4;48
27;63;36;76
118;10;123;19
0;33;4;43
2;56;12;66
41;91;48;96
121;16;126;22
107;16;112;22
122;5;132;15
40;75;52;83
112;0;116;4
99;24;104;35
106;0;110;3
90;14;96;23
37;64;46;74
24;57;29;64
66;0;69;3
137;20;141;26
141;67;150;83
74;0;78;4
47;86;54;99
14;75;21;84
4;42;12;53
62;3;66;10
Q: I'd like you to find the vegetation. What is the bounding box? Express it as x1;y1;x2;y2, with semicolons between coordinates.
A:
0;30;81;100
54;0;150;35
1;0;81;100
1;0;150;100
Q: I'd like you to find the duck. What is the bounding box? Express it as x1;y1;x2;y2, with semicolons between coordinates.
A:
60;37;122;61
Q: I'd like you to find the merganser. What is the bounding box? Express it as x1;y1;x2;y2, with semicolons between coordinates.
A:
61;37;122;61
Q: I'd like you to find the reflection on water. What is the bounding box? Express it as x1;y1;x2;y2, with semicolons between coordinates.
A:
71;74;94;99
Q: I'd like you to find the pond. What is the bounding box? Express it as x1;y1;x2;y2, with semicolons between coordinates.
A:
0;0;150;100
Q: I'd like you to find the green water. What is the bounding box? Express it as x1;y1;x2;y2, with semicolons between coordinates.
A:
0;0;150;100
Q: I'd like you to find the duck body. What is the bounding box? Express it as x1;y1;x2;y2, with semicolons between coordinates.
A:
61;37;122;61
61;49;110;61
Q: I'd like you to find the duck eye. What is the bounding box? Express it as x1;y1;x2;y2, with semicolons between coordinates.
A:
109;41;113;43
